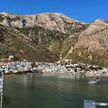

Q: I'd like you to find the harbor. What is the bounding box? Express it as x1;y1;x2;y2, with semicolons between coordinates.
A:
0;61;108;108
0;60;108;108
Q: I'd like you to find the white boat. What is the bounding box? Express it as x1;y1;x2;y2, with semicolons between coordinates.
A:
88;79;101;85
88;80;97;84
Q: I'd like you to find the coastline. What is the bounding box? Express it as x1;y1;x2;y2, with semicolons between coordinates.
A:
4;70;108;79
1;61;108;78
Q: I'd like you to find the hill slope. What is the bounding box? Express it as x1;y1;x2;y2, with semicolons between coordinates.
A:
1;12;108;66
67;19;108;66
0;24;58;62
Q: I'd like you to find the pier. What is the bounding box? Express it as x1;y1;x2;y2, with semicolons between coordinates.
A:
84;100;108;108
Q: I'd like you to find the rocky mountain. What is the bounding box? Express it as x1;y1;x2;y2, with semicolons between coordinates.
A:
0;12;85;33
0;12;108;66
67;19;108;66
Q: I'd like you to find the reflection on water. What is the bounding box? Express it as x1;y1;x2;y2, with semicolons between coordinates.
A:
3;74;108;108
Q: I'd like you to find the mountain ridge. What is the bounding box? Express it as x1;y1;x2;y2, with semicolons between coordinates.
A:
0;12;108;66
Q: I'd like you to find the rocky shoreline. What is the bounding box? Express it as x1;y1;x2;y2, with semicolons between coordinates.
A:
35;63;108;78
0;61;108;78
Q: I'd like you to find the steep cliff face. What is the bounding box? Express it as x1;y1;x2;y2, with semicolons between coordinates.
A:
75;19;108;51
67;19;108;66
1;12;108;66
0;12;85;33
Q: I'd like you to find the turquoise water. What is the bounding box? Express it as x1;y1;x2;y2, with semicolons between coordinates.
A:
3;74;108;108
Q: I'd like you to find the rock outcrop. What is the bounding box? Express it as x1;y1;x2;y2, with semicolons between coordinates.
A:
0;12;84;33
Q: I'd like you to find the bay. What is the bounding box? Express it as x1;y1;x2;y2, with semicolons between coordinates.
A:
3;74;108;108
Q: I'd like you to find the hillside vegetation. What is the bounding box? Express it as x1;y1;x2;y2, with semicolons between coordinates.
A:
0;12;108;66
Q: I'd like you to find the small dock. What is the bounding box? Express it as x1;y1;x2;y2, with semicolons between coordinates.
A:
84;100;108;108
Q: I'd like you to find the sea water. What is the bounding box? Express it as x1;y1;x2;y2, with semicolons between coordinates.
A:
3;74;108;108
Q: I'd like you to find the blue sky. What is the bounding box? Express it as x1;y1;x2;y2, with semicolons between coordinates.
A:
0;0;108;23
